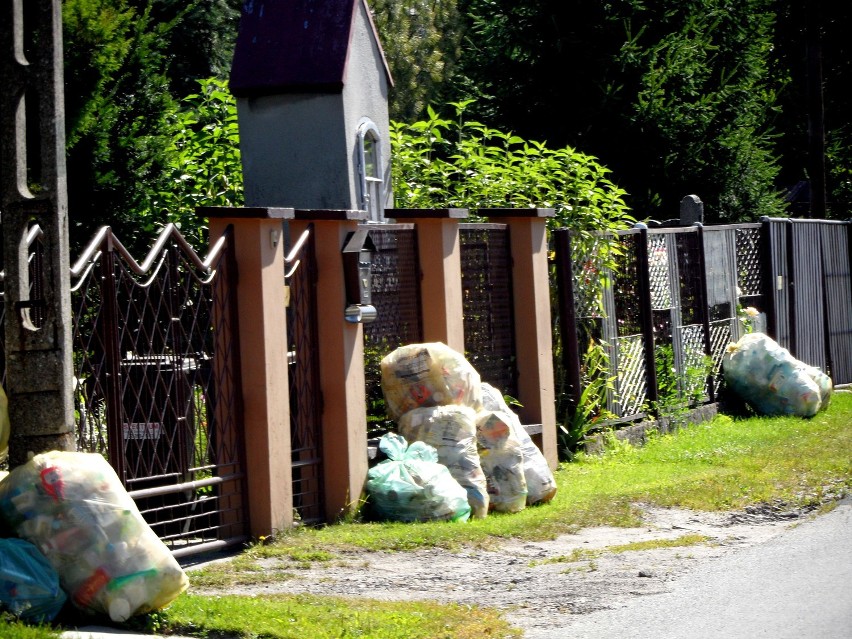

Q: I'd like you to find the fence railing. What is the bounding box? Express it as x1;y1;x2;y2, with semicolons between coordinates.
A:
2;224;250;555
554;223;765;428
460;223;518;399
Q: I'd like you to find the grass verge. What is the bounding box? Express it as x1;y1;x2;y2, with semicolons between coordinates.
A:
0;615;58;639
237;392;852;560
5;394;850;639
158;593;521;639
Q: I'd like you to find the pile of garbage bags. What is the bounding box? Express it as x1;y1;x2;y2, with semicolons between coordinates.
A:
722;333;833;417
0;450;188;624
372;342;557;521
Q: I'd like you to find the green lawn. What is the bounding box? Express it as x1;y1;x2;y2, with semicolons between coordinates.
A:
3;392;851;639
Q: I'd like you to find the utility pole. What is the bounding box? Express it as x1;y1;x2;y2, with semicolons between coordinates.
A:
0;0;75;465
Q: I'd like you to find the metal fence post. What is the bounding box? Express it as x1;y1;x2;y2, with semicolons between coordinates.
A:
634;224;659;412
99;237;127;480
693;223;716;403
553;229;582;421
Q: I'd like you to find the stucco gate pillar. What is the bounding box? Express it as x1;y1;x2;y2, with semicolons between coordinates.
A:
290;210;370;522
481;209;558;469
204;206;294;536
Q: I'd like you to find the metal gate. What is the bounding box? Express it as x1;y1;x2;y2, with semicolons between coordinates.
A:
69;225;249;557
285;225;325;524
762;218;852;384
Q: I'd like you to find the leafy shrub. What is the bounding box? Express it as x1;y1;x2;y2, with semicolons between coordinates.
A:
391;101;635;243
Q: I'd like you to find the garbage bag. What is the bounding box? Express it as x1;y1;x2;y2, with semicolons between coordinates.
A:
398;406;489;518
366;433;471;523
381;343;483;420
475;410;528;513
480;384;558;505
0;538;67;622
722;333;833;417
0;384;9;463
0;451;188;622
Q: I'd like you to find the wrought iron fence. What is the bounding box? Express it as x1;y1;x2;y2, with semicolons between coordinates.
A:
363;224;424;439
459;223;518;398
285;225;325;524
0;225;249;555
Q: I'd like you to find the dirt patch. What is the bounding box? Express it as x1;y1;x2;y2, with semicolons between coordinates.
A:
186;503;821;636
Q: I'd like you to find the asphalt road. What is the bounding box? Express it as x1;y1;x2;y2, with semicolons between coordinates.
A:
530;497;852;639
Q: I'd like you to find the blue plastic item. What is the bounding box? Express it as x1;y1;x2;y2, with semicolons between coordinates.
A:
0;538;67;622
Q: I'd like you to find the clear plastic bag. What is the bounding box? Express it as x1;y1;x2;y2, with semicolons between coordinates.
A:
480;383;557;505
398;406;489;518
0;451;188;622
0;537;67;622
381;343;483;420
723;333;833;417
366;433;471;522
475;410;528;513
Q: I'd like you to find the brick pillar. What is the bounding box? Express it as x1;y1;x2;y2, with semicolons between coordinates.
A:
204;207;294;536
391;209;468;353
290;210;370;521
481;209;558;469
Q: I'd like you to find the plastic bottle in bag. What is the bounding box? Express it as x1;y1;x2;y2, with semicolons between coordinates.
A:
0;451;188;621
723;333;832;417
366;433;471;523
475;410;528;513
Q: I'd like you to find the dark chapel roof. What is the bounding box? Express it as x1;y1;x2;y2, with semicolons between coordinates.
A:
230;0;392;98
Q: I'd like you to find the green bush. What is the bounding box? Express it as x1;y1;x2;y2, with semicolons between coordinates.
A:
391;101;635;240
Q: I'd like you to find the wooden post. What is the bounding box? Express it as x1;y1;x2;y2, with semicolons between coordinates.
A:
203;207;294;536
479;209;558;469
391;209;468;353
290;210;370;521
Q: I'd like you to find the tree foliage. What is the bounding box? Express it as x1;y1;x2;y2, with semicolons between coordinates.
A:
450;0;789;222
150;77;243;245
62;0;241;252
369;0;463;122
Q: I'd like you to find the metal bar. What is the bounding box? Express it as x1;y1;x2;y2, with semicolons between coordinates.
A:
760;218;777;341
786;219;797;357
170;536;250;559
128;472;245;499
635;226;659;411
553;229;582;415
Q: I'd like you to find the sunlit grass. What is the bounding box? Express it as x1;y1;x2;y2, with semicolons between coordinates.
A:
160;593;521;639
530;533;712;566
215;393;852;568
0;616;58;639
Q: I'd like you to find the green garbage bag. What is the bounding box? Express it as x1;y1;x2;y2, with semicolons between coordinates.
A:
366;433;471;523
